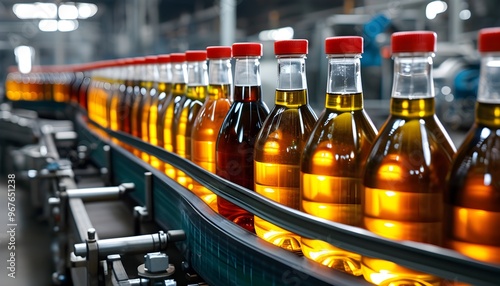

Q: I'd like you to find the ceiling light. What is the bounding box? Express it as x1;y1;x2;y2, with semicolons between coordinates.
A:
426;1;448;20
13;3;57;19
59;4;79;20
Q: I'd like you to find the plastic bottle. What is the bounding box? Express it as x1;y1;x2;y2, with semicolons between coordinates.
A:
175;50;208;188
253;39;317;252
362;31;456;286
216;43;270;232
191;46;232;211
300;36;377;274
445;27;500;265
160;53;187;178
150;55;173;171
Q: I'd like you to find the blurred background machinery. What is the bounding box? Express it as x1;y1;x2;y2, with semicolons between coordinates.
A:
0;0;499;130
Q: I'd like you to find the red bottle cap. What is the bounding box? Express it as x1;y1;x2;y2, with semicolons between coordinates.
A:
123;57;135;65
391;31;436;53
232;43;263;57
157;54;170;63
325;36;363;54
132;57;146;65
185;50;207;61
274;39;308;55
478;27;500;52
206;46;232;59
170;53;186;63
145;55;157;64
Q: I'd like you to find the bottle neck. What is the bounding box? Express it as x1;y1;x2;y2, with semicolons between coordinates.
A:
478;53;500;103
234;57;261;86
391;53;434;99
171;62;187;84
325;54;363;110
187;61;208;86
233;57;262;102
208;58;232;85
276;55;307;90
208;58;232;100
327;55;362;94
158;63;172;84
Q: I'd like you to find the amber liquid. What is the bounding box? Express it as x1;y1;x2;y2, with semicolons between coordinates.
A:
191;84;232;210
254;89;317;252
87;78;99;123
150;82;172;170
216;86;269;232
117;79;135;134
175;85;207;188
138;81;154;162
5;74;20;101
300;93;376;274
79;76;91;111
362;97;455;286
109;79;125;131
160;83;187;178
131;81;147;157
446;102;500;264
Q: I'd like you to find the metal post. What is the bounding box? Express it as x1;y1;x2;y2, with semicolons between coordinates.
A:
220;0;236;46
449;0;463;43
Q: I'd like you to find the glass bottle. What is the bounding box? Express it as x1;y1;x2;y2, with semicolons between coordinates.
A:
160;53;187;178
175;50;208;188
445;27;500;265
361;31;456;286
191;46;233;211
300;36;377;275
150;55;173;171
254;39;317;252
216;43;269;232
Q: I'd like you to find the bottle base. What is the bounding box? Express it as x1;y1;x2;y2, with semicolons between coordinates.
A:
301;238;362;276
361;257;441;286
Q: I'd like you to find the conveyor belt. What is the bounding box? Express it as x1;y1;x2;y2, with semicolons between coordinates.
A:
4;101;500;286
73;111;500;286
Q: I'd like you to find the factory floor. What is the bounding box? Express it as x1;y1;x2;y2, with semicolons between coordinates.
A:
0;179;53;286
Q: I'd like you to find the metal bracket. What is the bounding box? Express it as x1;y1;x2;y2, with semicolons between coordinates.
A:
72;230;185;286
49;183;134;285
101;145;112;186
134;172;154;235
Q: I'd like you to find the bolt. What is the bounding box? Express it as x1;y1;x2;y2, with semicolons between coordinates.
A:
144;252;169;273
88;228;96;240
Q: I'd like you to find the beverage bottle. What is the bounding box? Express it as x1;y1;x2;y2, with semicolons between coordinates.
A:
216;43;270;232
175;50;208;188
253;39;317;252
87;62;102;124
131;57;147;156
109;59;127;132
5;67;21;101
300;36;377;274
70;65;84;106
361;31;456;285
160;53;187;178
117;58;135;135
445;27;500;264
78;63;92;111
150;55;173;171
138;56;158;162
191;46;232;211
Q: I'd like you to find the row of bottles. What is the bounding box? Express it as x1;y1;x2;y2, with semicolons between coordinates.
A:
4;29;499;286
